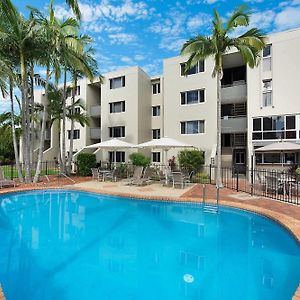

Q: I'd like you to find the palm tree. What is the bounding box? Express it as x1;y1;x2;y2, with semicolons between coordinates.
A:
65;0;81;20
181;5;265;187
47;84;89;169
0;0;39;182
28;2;82;182
0;56;24;181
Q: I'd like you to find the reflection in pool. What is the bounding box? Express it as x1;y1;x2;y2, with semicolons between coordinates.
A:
0;190;299;300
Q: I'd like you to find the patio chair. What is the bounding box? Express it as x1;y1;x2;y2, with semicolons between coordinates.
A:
183;170;194;184
131;167;153;186
265;175;280;197
91;168;100;180
0;169;16;189
172;172;185;189
102;169;117;182
123;166;144;185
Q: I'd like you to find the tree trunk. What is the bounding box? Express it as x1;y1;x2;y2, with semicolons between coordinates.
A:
61;69;67;174
216;70;223;188
33;67;50;183
20;52;31;182
67;76;77;175
29;64;35;165
9;78;23;182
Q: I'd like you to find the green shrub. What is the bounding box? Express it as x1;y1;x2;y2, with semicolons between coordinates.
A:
195;172;210;183
178;149;205;173
77;153;96;176
129;152;150;167
296;167;300;175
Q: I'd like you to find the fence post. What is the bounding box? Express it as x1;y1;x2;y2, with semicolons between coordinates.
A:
250;155;254;196
10;163;13;180
209;164;212;184
236;171;239;192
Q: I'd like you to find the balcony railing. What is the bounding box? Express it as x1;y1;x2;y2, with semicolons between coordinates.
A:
221;81;247;101
90;105;101;117
221;117;247;134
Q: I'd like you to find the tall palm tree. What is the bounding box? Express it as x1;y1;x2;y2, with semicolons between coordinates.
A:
181;5;265;187
0;0;39;182
28;2;82;182
47;83;89;167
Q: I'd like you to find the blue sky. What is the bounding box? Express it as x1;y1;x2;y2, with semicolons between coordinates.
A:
13;0;300;76
0;0;299;113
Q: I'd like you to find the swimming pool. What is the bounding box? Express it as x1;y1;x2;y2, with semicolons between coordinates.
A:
0;190;299;300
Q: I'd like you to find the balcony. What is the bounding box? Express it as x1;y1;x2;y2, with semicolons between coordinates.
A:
221;81;247;102
90;105;101;117
221;116;247;134
45;129;51;141
90;128;101;139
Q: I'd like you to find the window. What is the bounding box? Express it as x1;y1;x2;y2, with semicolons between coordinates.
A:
67;129;80;140
74;107;80;114
263;45;272;58
252;115;297;140
180;60;205;76
109;101;125;113
152;129;160;139
253;118;261;131
109;126;125;138
181;89;205;105
152;152;161;163
256;152;296;165
263;44;272;71
181;120;205;134
152;106;160;116
152;83;160;94
262;79;272;107
110;76;125;89
109;151;125;163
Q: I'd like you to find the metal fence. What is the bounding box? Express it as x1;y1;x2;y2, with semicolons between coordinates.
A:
205;165;300;205
0;161;60;180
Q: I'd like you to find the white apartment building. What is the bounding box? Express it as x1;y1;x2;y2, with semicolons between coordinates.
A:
29;28;300;172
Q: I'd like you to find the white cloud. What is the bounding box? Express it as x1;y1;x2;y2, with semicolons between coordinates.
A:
275;6;300;30
55;0;154;23
120;56;133;63
134;54;146;61
187;13;210;31
109;33;137;45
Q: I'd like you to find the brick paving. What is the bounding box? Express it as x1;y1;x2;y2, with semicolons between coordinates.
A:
0;286;5;300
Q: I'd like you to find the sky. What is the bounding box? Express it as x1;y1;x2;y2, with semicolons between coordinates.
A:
1;0;300;113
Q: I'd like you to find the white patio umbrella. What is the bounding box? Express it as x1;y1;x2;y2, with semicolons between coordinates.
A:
255;141;300;166
85;139;137;168
138;137;193;184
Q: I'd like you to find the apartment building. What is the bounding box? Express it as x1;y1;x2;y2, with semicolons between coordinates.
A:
28;28;300;171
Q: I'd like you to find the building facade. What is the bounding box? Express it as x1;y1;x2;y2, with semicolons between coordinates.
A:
29;28;300;171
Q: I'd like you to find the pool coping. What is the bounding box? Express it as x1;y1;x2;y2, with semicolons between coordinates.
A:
0;185;300;299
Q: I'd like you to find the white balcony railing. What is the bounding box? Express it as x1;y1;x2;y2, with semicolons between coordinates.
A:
221;117;247;134
90;105;101;117
90;128;101;139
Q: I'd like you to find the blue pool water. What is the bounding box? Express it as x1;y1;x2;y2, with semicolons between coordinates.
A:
0;190;299;300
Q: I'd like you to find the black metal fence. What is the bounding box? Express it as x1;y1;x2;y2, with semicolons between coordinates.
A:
205;165;300;205
0;161;60;180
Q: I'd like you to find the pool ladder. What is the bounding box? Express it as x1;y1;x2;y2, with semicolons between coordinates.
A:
202;184;219;213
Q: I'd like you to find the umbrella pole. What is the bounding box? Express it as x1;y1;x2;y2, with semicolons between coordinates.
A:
114;151;117;169
164;149;168;185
